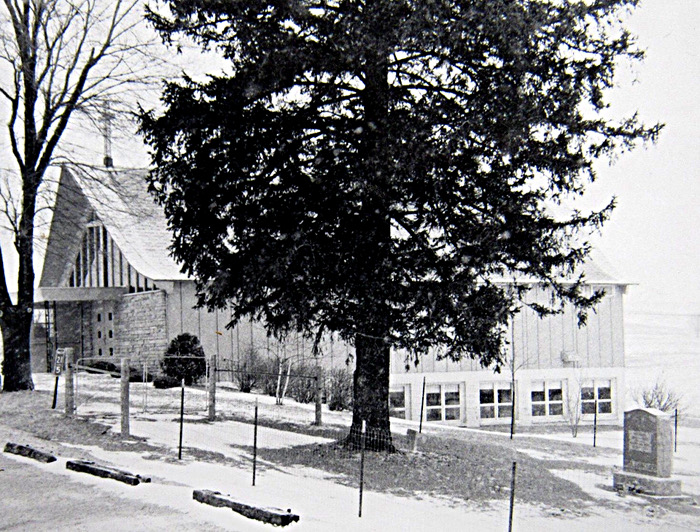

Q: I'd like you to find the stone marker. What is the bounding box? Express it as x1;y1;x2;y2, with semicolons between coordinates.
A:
613;408;681;496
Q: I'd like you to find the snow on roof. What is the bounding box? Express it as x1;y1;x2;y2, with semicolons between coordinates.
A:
39;165;188;285
73;165;188;282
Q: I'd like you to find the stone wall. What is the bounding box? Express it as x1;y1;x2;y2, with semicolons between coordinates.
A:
115;290;168;371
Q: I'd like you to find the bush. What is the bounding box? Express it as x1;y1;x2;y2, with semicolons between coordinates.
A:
287;362;317;404
153;374;181;389
235;347;264;393
260;356;283;397
82;359;118;376
634;378;683;413
327;367;353;411
161;333;207;385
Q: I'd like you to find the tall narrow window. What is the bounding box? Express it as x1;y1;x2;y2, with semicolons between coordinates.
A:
389;389;406;419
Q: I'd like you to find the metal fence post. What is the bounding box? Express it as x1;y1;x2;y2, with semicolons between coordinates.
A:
314;365;323;426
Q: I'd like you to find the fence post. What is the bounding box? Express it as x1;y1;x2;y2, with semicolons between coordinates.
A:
121;358;130;437
674;409;678;453
593;399;598;448
208;356;217;421
314;365;323;426
178;378;186;459
253;398;259;486
508;461;517;532
64;348;75;416
419;376;426;434
358;419;366;518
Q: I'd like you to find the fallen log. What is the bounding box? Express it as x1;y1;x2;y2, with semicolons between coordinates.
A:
66;460;151;486
4;442;57;463
193;489;300;527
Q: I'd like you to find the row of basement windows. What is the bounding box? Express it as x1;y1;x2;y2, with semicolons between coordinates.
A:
389;380;613;421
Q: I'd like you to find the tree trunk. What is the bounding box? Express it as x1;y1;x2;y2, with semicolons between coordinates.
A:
344;2;394;452
1;306;35;391
345;333;394;452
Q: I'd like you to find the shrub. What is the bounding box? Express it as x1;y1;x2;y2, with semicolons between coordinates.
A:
327;367;353;411
161;333;207;385
153;374;181;389
82;359;118;376
287;362;317;404
260;356;283;397
235;347;263;393
634;378;683;413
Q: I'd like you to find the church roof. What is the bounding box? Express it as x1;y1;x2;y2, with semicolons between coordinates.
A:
39;164;188;288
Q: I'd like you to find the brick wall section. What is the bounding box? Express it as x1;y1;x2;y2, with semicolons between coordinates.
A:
115;290;168;372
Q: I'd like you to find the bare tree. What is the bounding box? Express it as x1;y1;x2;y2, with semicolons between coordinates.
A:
565;367;584;438
0;0;164;391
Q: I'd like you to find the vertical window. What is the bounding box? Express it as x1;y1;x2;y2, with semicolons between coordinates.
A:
389;389;406;419
97;313;102;322
108;330;113;339
531;381;564;417
480;383;512;419
425;384;461;422
108;312;113;321
109;348;114;356
581;380;612;415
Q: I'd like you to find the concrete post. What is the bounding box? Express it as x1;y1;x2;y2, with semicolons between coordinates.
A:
121;358;130;437
207;356;216;421
64;348;75;416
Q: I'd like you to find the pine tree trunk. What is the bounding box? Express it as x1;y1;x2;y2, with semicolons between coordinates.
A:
1;306;35;391
345;333;394;452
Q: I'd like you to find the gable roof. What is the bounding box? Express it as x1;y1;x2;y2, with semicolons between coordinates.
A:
39;164;188;288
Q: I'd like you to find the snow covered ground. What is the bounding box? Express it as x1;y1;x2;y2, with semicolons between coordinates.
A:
29;370;700;532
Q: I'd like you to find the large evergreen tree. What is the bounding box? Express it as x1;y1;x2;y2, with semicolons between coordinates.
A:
141;0;659;449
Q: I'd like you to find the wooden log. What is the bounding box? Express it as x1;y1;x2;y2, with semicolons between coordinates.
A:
66;460;150;486
4;442;57;463
193;489;300;527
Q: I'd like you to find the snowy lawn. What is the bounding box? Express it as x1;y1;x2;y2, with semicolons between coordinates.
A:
0;372;690;531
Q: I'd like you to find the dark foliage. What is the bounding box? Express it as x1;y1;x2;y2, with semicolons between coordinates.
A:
141;0;660;448
287;362;317;404
161;333;207;385
153;373;181;389
327;368;353;412
235;347;262;393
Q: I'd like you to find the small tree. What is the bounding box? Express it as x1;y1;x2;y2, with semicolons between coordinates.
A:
161;333;206;385
565;371;583;438
634;378;683;413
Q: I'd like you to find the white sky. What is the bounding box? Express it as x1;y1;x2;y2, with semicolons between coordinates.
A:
580;0;700;314
1;1;697;315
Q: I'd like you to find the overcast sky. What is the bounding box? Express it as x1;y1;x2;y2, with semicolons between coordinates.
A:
1;1;697;316
584;0;699;314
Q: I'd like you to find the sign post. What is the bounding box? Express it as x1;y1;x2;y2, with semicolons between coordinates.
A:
51;349;65;409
